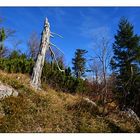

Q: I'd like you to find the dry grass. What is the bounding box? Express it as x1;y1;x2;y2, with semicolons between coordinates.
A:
0;70;139;133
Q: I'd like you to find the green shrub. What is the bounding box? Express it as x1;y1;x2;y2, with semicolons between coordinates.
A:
0;51;34;74
0;50;95;95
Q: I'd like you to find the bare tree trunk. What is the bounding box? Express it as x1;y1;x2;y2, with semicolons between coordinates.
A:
30;18;50;90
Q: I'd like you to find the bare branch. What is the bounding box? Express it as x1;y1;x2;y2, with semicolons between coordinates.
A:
49;46;65;72
50;34;54;38
50;32;63;38
27;31;40;60
50;42;64;54
5;29;16;39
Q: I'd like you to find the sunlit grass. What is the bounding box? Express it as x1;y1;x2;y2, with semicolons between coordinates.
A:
0;70;139;132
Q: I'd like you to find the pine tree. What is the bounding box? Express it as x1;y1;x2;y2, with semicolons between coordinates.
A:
111;17;140;112
72;49;87;78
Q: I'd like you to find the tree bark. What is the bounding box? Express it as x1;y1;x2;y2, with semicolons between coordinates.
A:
30;18;50;90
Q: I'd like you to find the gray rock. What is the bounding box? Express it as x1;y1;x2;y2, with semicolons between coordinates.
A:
0;81;18;99
83;97;97;108
119;108;140;126
83;97;99;113
126;108;140;125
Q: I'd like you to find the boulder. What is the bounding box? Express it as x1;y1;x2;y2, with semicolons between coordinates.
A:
82;97;99;114
0;81;18;99
119;108;140;127
83;97;97;108
126;108;140;125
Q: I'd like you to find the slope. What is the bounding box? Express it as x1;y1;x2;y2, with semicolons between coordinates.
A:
0;70;139;132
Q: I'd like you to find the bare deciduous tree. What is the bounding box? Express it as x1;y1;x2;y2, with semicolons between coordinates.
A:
88;59;101;84
0;25;15;58
11;39;22;51
27;32;40;60
5;28;16;39
0;45;8;58
91;37;112;114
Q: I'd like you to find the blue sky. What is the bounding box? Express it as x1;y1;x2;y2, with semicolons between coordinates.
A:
0;7;140;68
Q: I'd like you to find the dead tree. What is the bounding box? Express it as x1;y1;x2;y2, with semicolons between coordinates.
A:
30;18;64;90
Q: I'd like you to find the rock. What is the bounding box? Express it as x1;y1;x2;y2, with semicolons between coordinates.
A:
119;108;140;127
126;108;140;125
0;81;18;99
83;97;97;108
17;76;20;80
82;97;99;114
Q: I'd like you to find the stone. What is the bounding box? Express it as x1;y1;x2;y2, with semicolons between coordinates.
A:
83;97;99;114
126;108;140;125
119;108;140;126
0;81;18;99
83;97;97;108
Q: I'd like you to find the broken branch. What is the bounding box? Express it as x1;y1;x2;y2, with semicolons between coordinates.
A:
50;42;64;54
50;32;63;38
49;46;65;72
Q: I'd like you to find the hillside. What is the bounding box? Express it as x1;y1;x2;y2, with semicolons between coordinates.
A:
0;70;139;133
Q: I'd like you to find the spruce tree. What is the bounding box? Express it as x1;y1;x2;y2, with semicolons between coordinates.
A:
111;17;140;113
72;49;87;78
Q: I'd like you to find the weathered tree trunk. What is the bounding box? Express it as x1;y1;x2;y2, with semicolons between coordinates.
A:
30;18;50;90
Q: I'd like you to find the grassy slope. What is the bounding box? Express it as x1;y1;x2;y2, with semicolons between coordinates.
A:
0;70;139;133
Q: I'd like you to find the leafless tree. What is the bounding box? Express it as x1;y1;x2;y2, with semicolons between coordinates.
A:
91;37;112;114
30;18;64;90
92;37;111;82
5;28;16;39
88;58;101;84
27;32;40;60
0;45;8;58
0;28;16;58
11;39;22;50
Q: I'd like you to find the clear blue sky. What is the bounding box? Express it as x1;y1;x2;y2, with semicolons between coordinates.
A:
0;7;140;68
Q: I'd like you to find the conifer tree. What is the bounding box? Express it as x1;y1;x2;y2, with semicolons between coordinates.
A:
72;49;87;78
111;17;140;113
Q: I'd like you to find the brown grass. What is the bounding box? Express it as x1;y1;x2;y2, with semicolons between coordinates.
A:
0;70;139;133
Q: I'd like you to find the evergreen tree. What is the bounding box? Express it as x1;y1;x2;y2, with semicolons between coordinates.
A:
72;49;87;78
111;17;140;113
65;67;71;76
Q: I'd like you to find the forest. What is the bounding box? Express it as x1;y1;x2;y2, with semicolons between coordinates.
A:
0;12;140;132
